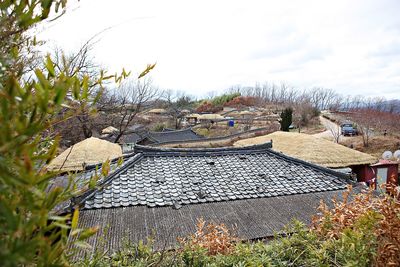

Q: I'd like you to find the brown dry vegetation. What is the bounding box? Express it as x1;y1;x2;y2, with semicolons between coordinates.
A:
340;135;400;158
312;185;400;267
178;218;237;256
291;116;326;134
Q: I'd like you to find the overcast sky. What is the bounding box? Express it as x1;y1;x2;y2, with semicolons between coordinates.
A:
38;0;400;99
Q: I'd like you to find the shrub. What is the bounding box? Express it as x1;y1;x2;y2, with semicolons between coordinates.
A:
280;107;293;131
224;96;257;108
312;185;400;266
211;93;240;106
179;218;237;256
153;123;166;132
195;101;222;113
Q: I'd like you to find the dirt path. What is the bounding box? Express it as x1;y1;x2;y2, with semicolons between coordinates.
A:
313;116;353;142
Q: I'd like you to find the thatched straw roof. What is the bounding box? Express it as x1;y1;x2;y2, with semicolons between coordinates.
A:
240;110;253;115
47;137;123;172
148;108;167;114
186;113;201;119
198;114;225;120
234;131;377;168
101;126;119;134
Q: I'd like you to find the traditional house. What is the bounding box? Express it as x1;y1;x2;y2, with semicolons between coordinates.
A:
197;113;225;122
185;113;201;125
65;142;354;256
46;137;122;172
234;131;377;181
137;128;204;146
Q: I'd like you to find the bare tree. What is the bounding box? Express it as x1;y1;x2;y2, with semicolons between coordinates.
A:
162;90;194;129
112;77;159;142
328;123;341;143
49;41;104;144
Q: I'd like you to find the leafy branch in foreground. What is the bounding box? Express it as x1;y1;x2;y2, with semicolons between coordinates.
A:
0;1;136;265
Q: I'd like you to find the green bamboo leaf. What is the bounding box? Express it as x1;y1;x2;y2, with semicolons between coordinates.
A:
78;226;99;241
138;63;156;79
49;215;69;221
101;159;110;177
81;75;89;99
72;78;80;99
45;55;55;77
54;85;67;105
71;208;79;230
35;69;50;89
117;157;124;167
74;241;92;249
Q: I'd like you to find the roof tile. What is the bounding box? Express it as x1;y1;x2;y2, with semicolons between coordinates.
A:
82;145;349;210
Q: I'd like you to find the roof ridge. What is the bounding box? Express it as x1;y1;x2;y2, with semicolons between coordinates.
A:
133;142;273;154
148;127;195;135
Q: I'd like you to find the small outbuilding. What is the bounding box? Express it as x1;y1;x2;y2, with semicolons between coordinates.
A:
353;160;399;190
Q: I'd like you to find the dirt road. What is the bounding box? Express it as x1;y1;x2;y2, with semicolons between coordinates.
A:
313;116;352;142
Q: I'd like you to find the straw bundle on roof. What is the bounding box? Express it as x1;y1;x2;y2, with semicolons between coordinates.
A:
234;131;377;168
240;110;253;115
148;108;167;114
198;114;225;120
47;137;123;172
101;126;119;134
186;113;201;119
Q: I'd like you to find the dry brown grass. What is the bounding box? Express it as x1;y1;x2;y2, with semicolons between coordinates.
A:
47;137;122;172
297;117;326;134
179;218;237;255
340;135;400;158
235;131;377;168
312;185;400;267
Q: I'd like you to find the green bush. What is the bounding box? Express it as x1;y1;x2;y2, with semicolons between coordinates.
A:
0;1;133;265
211;93;241;107
153;123;166;132
280;107;293;131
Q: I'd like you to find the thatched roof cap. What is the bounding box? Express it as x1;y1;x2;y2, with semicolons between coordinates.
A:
47;137;123;172
101;126;119;134
186;113;201;119
234;131;377;168
198;114;225;120
147;108;167;114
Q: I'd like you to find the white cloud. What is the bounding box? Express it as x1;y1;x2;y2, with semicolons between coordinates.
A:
38;0;400;99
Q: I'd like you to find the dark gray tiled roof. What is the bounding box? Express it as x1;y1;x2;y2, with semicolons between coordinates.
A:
82;143;348;210
76;190;349;255
48;153;136;213
119;132;146;144
146;128;203;143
